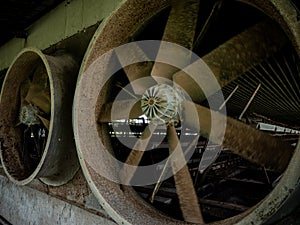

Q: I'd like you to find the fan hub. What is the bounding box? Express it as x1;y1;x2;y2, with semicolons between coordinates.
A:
141;84;184;124
19;104;41;126
148;98;155;106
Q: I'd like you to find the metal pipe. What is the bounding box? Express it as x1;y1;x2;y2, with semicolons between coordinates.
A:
239;83;261;120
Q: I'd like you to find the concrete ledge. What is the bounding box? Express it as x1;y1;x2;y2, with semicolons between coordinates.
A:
0;174;116;225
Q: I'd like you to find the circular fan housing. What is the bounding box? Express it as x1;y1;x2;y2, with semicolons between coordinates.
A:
73;0;300;224
0;48;79;186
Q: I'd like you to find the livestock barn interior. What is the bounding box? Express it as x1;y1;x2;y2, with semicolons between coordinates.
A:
0;0;300;224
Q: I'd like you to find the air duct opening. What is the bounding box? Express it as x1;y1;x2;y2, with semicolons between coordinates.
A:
0;48;79;186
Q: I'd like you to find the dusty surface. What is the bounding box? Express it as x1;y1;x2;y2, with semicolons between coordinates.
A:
0;172;116;225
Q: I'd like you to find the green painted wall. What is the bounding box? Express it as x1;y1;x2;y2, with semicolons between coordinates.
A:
0;0;122;71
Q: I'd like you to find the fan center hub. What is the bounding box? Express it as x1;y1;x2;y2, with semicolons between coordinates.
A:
148;98;155;106
19;104;41;126
141;84;185;124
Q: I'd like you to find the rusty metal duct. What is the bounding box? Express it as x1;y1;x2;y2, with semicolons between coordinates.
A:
73;0;300;224
0;48;79;186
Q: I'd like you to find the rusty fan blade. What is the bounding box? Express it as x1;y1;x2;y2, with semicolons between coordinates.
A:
151;0;200;80
167;125;204;224
25;65;51;114
115;43;156;95
19;79;31;108
173;19;288;103
37;114;50;130
150;133;199;204
18;65;51;129
119;123;157;185
25;89;51;114
181;101;294;172
98;99;143;123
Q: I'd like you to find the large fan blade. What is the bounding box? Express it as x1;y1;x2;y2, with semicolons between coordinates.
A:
150;133;199;203
25;65;51;114
25;89;51;114
173;20;287;103
37;114;50;130
98;99;143;123
167;125;204;224
115;43;156;95
151;0;199;80
20;79;31;108
120;123;157;184
181;101;294;172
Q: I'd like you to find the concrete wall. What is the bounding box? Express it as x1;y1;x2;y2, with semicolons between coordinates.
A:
0;0;122;71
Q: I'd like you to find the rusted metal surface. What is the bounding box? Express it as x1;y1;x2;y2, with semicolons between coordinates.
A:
221;45;300;127
73;0;300;224
83;0;170;69
240;0;300;58
0;48;79;186
132;147;283;223
99;100;143;122
202;20;287;87
167;125;204;224
173;19;288;103
120;47;154;95
151;0;199;80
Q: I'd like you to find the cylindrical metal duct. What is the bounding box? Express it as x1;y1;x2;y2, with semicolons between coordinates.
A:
73;0;300;224
0;47;79;186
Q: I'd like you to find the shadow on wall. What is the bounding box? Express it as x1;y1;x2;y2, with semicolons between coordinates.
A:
0;69;7;89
